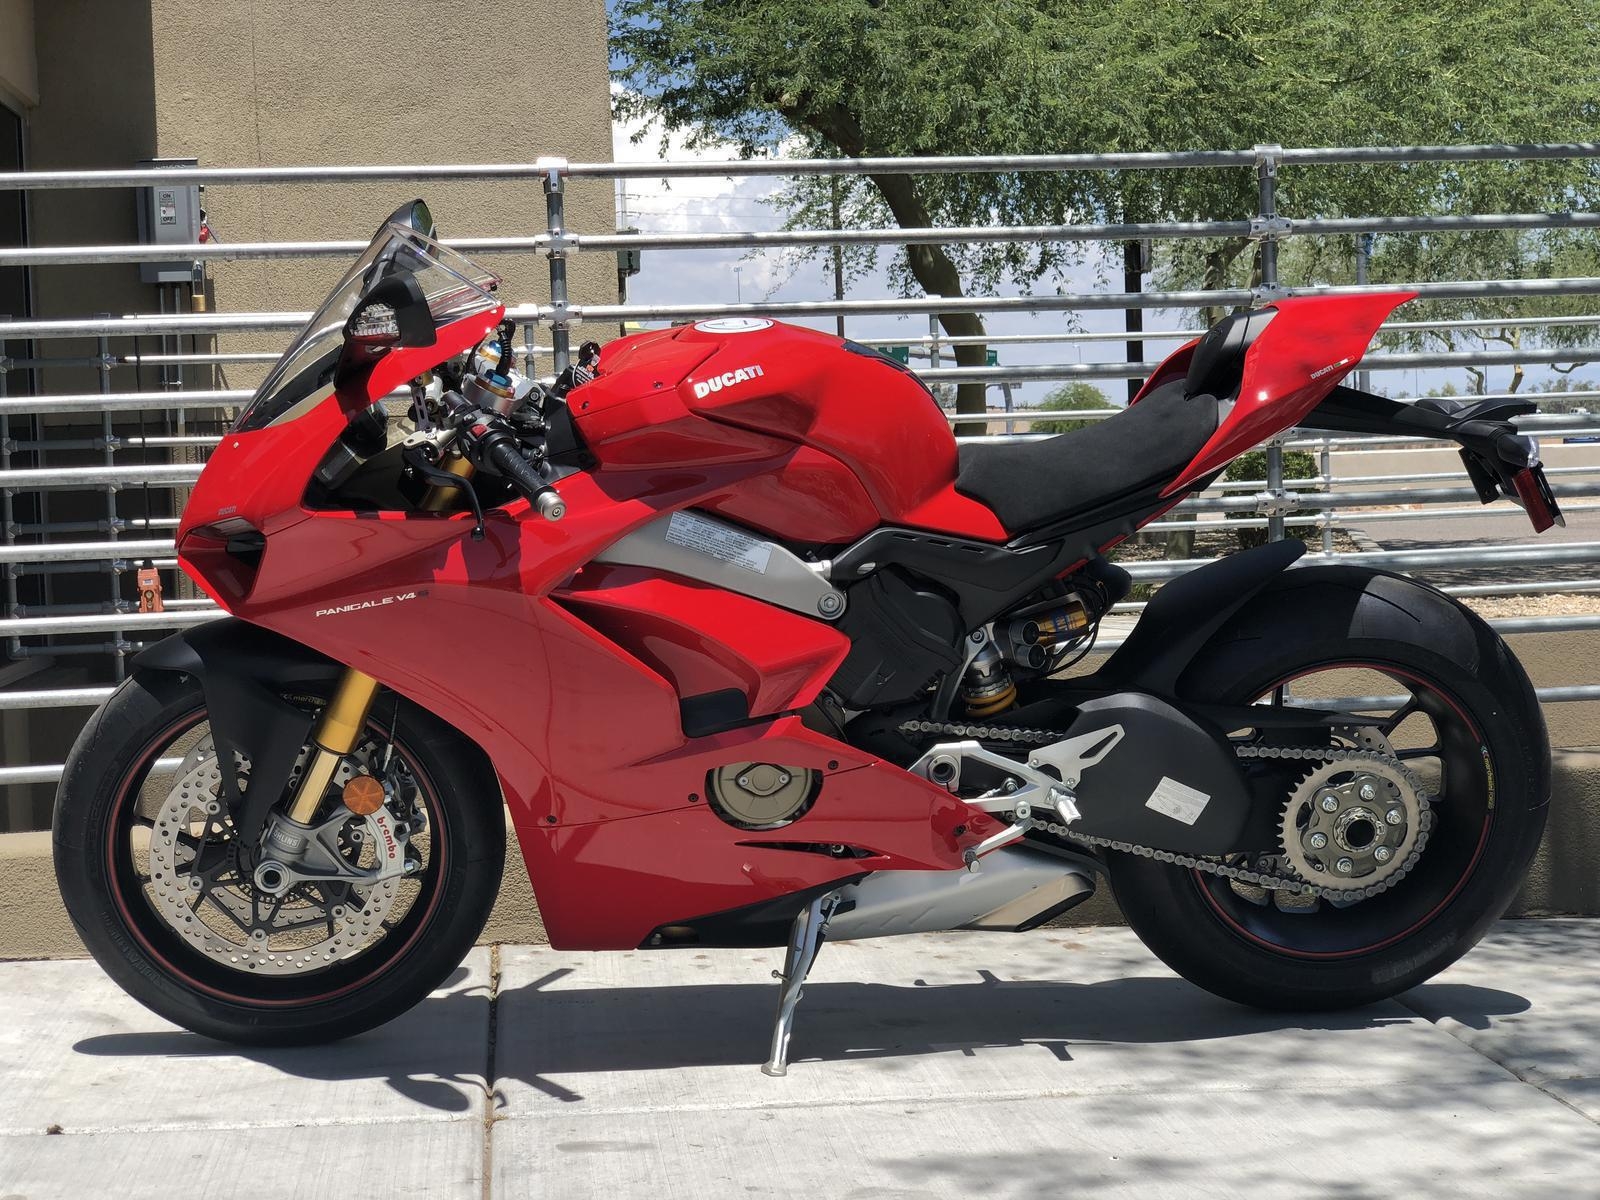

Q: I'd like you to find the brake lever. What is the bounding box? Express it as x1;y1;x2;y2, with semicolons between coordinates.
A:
402;444;487;540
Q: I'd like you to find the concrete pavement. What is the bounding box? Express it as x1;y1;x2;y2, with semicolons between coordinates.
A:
4;921;1600;1198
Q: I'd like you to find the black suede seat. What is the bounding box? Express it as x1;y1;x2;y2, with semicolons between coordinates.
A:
955;380;1219;533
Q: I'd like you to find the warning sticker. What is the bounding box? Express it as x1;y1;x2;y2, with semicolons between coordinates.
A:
1145;777;1211;825
664;511;772;575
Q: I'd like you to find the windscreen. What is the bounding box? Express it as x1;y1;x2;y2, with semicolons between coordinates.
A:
232;225;500;432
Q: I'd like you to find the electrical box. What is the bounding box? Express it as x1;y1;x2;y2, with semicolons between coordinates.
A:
135;158;201;284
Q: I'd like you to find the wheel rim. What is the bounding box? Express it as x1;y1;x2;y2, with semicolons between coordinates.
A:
106;700;452;1005
1191;660;1494;960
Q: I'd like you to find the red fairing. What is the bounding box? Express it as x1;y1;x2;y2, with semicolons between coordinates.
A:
1129;339;1199;406
1164;292;1415;494
577;320;1007;542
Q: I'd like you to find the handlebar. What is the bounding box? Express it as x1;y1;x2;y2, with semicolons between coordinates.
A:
440;389;566;521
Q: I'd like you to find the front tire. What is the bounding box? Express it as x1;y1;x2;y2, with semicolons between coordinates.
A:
1109;565;1550;1010
53;668;505;1044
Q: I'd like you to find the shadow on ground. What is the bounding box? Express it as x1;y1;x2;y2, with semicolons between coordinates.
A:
69;967;1532;1112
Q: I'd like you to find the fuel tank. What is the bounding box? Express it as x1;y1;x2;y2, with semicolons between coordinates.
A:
571;318;1006;542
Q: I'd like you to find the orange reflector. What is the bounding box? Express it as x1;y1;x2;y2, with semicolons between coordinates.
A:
342;774;386;816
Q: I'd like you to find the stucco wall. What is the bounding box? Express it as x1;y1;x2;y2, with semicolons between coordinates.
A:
145;0;617;386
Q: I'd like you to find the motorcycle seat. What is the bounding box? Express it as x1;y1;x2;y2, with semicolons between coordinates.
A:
953;379;1219;533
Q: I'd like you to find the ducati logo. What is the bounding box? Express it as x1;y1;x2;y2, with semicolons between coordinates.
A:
693;364;765;399
314;589;427;618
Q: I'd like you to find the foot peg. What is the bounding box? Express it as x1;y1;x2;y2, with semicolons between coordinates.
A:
761;891;837;1076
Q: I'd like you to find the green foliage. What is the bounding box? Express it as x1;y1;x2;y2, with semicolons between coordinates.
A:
1223;449;1320;549
612;2;1600;406
1026;382;1115;434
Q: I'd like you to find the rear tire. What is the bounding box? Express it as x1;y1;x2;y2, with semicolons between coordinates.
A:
53;668;504;1044
1108;565;1550;1010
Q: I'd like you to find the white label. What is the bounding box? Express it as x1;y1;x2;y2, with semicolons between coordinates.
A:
664;511;772;575
1145;777;1211;826
694;317;773;334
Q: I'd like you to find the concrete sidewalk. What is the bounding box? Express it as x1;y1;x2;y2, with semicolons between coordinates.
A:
3;922;1599;1199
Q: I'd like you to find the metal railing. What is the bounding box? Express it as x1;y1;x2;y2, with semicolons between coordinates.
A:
2;143;1600;806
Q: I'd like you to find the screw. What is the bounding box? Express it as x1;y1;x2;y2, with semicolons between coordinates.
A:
1386;808;1404;826
1335;857;1354;874
1374;846;1393;863
777;773;790;785
1002;778;1019;793
737;775;750;788
1358;782;1378;801
1320;794;1340;813
817;593;844;617
970;631;986;644
1308;832;1328;850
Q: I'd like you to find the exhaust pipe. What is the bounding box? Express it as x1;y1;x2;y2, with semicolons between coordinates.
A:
826;846;1096;941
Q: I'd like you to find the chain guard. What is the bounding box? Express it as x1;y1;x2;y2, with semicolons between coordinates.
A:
899;719;1433;903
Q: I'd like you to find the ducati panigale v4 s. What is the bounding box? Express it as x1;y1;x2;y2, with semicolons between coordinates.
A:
55;202;1561;1074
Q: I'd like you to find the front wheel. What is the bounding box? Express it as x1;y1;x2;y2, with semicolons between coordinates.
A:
1108;566;1550;1010
53;668;504;1044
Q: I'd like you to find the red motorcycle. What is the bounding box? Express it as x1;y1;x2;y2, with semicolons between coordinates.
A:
54;203;1558;1073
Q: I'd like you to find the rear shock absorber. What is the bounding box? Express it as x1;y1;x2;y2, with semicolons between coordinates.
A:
962;640;1016;717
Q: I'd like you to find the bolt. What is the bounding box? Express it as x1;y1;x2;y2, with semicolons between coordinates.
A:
1358;781;1378;801
1320;793;1340;813
1335;857;1354;874
817;592;844;617
737;775;750;788
1002;778;1019;793
1308;832;1328;850
1386;808;1404;826
777;773;790;785
1374;846;1393;863
970;630;986;645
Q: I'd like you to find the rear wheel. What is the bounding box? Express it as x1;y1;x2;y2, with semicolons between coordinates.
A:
1108;566;1550;1009
53;668;504;1044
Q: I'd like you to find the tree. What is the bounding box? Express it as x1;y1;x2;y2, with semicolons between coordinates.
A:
613;1;1600;425
1027;382;1114;434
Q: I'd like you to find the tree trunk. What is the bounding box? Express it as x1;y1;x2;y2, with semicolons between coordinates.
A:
866;170;988;434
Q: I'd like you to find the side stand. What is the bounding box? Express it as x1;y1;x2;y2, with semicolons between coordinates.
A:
761;891;837;1076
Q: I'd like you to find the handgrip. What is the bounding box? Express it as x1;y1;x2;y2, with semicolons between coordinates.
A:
483;436;566;521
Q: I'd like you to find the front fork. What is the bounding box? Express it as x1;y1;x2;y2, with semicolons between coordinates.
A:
284;668;383;823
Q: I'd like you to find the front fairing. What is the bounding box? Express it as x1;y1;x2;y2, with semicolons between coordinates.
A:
178;219;506;609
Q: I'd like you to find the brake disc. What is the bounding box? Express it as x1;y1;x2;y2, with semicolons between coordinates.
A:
146;737;401;974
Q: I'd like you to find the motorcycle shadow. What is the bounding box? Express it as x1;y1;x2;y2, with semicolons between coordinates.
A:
69;966;1533;1113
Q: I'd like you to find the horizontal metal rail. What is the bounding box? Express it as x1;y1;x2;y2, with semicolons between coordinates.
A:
15;210;1600;268
11;276;1600;342
3;142;1600;193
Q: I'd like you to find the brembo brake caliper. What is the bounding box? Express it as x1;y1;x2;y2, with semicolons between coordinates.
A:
253;761;423;897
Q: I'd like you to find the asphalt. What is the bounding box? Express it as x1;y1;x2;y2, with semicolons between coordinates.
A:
3;920;1599;1199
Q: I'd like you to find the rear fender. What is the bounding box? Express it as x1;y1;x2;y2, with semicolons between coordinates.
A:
1092;539;1306;695
134;619;342;844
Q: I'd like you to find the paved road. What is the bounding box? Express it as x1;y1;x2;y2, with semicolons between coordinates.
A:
4;921;1599;1199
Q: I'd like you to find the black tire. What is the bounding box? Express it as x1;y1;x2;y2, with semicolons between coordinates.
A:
53;667;504;1044
1108;565;1550;1010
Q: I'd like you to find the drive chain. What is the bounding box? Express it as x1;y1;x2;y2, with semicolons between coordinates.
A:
899;720;1434;903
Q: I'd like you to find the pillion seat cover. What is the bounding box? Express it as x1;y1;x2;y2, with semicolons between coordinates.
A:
954;381;1220;533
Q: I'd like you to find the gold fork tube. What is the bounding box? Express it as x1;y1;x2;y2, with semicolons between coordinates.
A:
420;449;475;512
285;668;382;824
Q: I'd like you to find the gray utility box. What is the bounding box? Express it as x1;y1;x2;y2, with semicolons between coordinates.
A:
135;158;200;284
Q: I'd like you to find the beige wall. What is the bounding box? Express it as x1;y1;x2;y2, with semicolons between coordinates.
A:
0;0;37;108
146;0;617;389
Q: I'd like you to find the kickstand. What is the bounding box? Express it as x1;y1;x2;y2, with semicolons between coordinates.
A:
761;891;838;1077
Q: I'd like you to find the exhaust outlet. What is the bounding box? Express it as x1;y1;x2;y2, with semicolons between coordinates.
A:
827;846;1096;941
